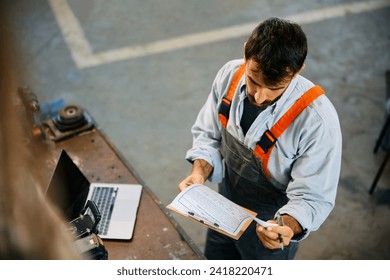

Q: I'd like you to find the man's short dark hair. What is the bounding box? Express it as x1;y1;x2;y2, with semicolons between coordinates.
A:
244;17;307;85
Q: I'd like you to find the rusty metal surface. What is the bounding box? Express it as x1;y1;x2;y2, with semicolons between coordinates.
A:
35;128;204;260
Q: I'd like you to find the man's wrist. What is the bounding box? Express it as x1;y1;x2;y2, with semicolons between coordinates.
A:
281;214;303;236
192;159;213;182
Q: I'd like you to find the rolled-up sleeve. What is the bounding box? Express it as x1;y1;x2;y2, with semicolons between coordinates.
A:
278;107;342;241
185;66;229;183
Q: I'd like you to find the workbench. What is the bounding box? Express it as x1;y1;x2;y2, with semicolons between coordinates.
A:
22;93;204;260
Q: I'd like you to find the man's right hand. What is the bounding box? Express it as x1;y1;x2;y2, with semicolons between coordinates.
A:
178;159;213;192
178;174;205;192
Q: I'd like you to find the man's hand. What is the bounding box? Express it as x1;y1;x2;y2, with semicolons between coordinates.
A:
256;215;301;250
178;173;205;192
178;159;213;192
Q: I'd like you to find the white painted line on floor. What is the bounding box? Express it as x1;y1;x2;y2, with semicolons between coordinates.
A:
49;0;390;69
287;0;390;24
48;0;94;68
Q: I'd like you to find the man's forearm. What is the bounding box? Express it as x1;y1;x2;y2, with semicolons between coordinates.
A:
192;159;213;182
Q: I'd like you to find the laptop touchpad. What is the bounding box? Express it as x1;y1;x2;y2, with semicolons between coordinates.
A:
113;200;137;221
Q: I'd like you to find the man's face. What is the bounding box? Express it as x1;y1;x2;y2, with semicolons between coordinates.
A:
245;59;292;108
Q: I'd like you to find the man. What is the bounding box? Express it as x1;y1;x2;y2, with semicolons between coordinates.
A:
178;17;342;260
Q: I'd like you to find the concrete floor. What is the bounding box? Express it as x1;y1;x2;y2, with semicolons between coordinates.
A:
7;0;390;259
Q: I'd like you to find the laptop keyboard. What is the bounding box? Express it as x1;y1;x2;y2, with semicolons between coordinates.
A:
90;186;118;235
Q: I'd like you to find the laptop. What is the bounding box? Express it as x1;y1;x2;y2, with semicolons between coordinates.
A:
46;150;142;240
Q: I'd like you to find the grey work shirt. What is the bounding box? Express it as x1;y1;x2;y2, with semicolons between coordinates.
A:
185;59;342;237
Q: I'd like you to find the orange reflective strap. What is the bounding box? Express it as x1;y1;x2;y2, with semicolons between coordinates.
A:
218;98;231;127
218;63;246;128
226;64;246;101
269;85;325;139
218;113;228;128
254;85;325;179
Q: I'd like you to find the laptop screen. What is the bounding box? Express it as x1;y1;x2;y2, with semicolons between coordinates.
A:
46;150;90;221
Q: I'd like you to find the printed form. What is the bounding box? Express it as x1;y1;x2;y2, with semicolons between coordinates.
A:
167;184;274;238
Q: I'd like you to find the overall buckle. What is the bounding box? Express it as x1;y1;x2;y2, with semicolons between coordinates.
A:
257;130;277;153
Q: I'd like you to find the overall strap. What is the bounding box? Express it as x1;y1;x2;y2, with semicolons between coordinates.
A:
254;85;325;179
218;63;246;128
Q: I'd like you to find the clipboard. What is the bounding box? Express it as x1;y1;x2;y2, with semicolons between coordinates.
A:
168;205;256;240
166;184;268;240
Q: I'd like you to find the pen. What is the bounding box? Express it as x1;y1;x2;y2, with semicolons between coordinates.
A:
276;212;284;251
253;216;277;228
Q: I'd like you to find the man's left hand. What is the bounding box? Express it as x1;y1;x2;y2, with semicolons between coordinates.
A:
256;219;294;250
